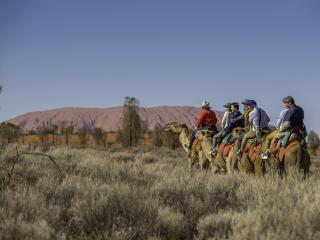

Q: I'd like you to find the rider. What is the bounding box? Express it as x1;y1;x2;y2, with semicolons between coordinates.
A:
261;101;290;158
185;101;218;152
272;96;306;149
238;99;270;155
221;103;232;130
211;102;244;156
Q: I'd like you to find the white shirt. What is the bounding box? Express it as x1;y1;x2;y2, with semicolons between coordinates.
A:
221;111;231;129
249;107;270;131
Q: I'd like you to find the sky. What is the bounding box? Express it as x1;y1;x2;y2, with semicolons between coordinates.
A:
0;0;319;132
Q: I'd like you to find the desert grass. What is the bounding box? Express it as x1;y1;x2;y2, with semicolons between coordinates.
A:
0;144;320;240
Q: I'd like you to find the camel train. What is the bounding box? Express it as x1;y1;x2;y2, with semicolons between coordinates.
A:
165;122;310;177
165;96;311;178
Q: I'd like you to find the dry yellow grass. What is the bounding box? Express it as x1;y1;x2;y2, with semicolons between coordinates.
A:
0;144;319;240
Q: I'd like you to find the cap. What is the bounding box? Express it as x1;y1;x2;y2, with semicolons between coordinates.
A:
241;99;257;106
223;103;231;108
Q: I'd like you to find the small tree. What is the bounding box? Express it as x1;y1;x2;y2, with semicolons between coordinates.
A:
152;124;163;147
308;131;320;155
77;127;88;145
37;125;51;143
58;121;74;145
119;97;142;147
0;122;20;143
93;127;105;146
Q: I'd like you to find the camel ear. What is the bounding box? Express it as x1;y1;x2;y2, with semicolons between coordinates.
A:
181;123;188;129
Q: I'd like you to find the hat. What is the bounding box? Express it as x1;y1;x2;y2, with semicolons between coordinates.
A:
241;99;257;106
223;103;231;108
231;102;239;107
201;101;210;109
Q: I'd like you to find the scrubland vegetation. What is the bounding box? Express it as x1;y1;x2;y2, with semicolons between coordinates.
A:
0;144;320;240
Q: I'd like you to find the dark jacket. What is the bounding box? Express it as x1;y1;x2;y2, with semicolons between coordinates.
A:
225;110;245;133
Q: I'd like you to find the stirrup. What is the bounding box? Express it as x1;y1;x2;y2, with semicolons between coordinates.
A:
209;148;217;156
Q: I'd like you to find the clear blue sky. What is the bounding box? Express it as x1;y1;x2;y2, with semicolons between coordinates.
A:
0;0;319;132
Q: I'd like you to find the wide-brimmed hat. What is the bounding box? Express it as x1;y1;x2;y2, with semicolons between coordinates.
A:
201;101;210;109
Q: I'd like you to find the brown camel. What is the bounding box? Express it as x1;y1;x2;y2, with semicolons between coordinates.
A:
267;136;311;177
238;129;311;178
165;122;208;170
238;131;272;178
196;127;245;174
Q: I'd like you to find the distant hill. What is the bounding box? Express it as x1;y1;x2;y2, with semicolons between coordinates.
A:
5;106;224;132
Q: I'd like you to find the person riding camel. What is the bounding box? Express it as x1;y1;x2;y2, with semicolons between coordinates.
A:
238;99;270;156
185;101;218;154
210;102;244;156
270;96;306;151
221;103;232;130
233;100;255;153
260;100;290;158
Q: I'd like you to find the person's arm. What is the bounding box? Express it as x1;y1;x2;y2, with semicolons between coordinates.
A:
231;114;244;123
280;109;292;131
196;111;205;128
266;112;270;123
221;112;227;128
212;111;218;125
280;121;290;131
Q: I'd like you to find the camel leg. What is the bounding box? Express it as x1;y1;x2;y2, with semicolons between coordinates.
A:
199;151;205;171
211;156;220;174
188;157;192;170
225;148;236;174
254;156;265;178
284;148;301;175
239;153;253;174
302;149;311;176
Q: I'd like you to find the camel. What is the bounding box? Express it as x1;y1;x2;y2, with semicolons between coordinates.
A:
238;129;311;178
266;131;311;177
165;122;208;170
196;127;245;174
238;130;273;178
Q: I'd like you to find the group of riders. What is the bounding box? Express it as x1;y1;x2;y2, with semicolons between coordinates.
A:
185;96;306;160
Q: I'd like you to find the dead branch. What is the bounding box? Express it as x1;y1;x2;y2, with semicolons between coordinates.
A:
19;152;64;179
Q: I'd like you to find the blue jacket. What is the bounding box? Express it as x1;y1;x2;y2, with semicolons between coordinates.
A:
225;110;244;133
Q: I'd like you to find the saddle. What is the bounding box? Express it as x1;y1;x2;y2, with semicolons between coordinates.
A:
244;141;262;162
277;140;300;162
270;129;303;159
217;142;236;158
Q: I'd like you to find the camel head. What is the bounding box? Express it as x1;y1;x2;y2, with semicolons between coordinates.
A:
165;122;188;134
196;129;215;141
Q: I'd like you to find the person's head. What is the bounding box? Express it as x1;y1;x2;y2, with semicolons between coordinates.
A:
241;99;257;110
282;96;295;108
201;101;211;110
230;102;239;112
223;103;231;112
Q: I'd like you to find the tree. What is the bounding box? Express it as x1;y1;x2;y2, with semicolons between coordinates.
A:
308;131;320;155
77;127;88;145
52;124;58;144
119;97;142;147
58;121;74;145
0;122;20;143
93;127;105;146
36;124;51;143
152;124;163;147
